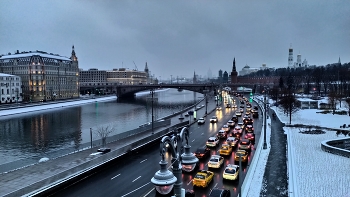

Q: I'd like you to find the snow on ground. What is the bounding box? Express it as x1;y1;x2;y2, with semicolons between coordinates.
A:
252;95;350;197
287;127;350;197
0;96;116;116
274;101;350;197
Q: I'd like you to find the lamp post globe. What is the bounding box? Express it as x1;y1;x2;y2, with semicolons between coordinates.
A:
151;159;177;195
181;145;199;172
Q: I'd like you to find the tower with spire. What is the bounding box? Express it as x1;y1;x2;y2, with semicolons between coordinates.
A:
70;45;78;62
144;62;150;83
70;45;79;73
230;57;238;83
193;71;197;83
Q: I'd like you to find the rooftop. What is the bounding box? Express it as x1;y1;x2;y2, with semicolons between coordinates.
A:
0;51;71;61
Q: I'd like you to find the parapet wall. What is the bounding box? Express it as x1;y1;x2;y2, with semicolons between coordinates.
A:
321;138;350;158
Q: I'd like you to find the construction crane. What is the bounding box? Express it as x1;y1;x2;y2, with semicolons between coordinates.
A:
133;61;138;71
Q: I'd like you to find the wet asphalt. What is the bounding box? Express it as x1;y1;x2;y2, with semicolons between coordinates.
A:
260;109;289;197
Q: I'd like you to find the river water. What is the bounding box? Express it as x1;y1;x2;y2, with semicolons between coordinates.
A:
0;89;202;165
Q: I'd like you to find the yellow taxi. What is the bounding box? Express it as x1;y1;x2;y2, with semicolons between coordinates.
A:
193;170;214;188
234;150;248;163
219;144;233;156
223;164;240;181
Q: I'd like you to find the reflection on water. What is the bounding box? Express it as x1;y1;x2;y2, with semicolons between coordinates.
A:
0;89;202;164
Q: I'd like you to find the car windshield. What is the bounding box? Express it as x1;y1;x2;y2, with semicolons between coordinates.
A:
208;139;215;142
211;117;216;119
221;146;229;150
236;152;246;156
196;149;205;153
194;174;205;179
241;141;250;145
210;158;219;162
224;168;236;174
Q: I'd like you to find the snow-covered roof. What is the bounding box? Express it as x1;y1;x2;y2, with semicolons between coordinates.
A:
0;52;71;61
297;98;319;102
0;73;16;77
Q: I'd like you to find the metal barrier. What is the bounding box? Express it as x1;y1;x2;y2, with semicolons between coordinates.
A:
12;121;189;197
241;98;265;197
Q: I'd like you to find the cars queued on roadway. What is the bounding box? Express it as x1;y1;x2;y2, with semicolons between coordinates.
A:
187;92;260;196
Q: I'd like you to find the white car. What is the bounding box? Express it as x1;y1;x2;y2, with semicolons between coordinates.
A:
233;126;242;136
235;112;242;117
216;106;222;111
238;122;244;129
198;117;205;124
226;137;239;147
208;155;224;168
206;137;219;147
227;120;235;127
222;124;230;132
223;164;239;180
210;116;218;123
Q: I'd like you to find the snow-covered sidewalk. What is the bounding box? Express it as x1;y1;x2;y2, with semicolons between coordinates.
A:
0;96;116;117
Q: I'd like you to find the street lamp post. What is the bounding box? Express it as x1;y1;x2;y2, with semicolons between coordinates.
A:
238;155;242;197
90;128;93;148
170;75;172;84
151;127;198;196
263;87;268;149
150;89;154;134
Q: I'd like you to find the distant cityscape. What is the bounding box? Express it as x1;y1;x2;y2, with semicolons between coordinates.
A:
0;45;343;103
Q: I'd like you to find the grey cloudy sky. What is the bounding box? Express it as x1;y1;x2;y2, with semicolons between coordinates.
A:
1;0;349;80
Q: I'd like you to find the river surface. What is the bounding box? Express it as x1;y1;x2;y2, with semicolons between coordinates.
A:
0;89;202;165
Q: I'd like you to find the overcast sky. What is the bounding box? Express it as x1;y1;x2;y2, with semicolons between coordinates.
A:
1;1;349;80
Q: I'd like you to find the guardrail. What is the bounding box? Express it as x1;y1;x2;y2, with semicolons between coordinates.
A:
241;98;265;197
321;138;350;158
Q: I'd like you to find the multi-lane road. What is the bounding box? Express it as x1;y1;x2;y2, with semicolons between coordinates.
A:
51;94;263;197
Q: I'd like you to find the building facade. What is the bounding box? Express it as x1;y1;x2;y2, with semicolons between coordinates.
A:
0;73;22;104
0;46;79;102
79;62;151;94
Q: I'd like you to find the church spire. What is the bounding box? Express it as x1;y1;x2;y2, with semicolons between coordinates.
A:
338;56;341;65
144;62;149;72
232;57;236;72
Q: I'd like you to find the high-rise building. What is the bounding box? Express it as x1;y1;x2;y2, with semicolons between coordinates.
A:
0;46;79;102
218;69;223;83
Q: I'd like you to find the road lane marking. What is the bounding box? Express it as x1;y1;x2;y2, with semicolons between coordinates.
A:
192;139;195;142
187;179;193;185
212;183;218;190
111;174;120;180
140;159;147;163
121;182;151;197
142;188;154;197
201;133;204;135
132;176;141;182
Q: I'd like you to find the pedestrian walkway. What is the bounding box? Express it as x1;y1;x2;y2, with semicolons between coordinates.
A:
0;97;218;197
